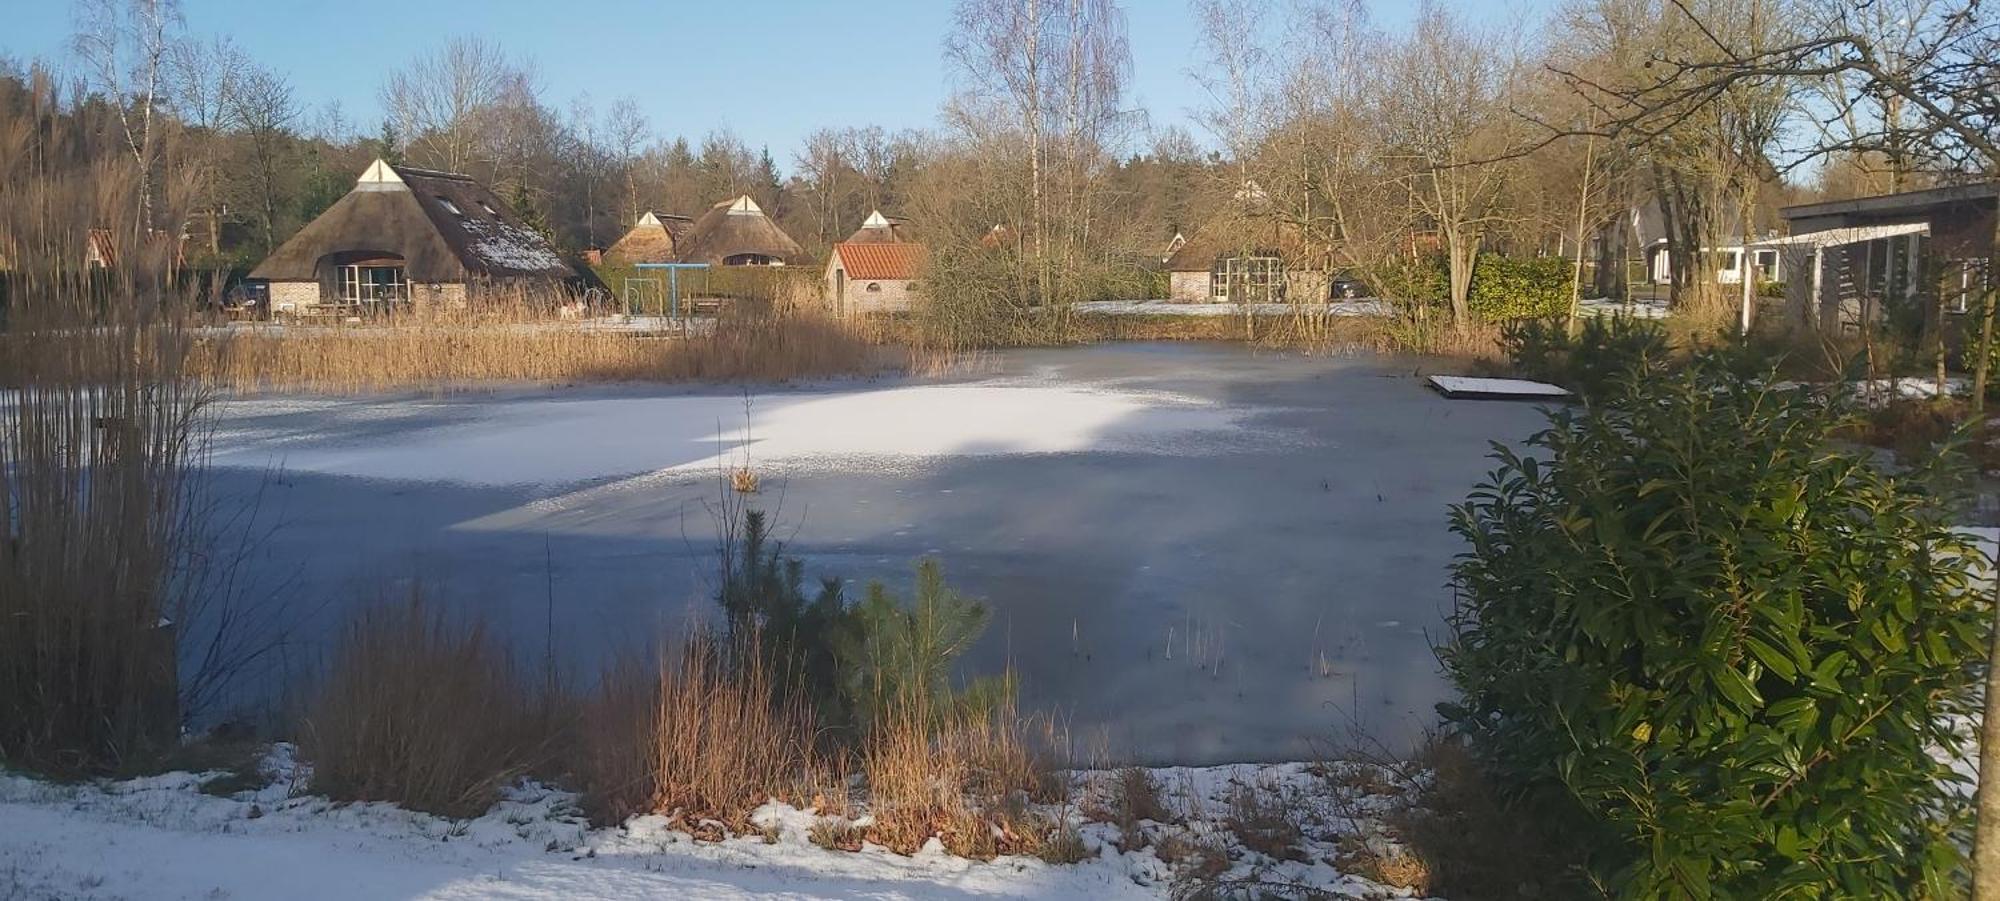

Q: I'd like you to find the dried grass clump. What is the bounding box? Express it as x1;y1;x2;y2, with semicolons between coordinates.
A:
861;693;1066;859
300;589;549;819
573;632;826;832
808;817;867;852
1225;782;1305;862
197;302;901;392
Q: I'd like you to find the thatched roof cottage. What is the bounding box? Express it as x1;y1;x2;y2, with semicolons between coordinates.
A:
250;159;584;318
842;210;915;244
675;196;806;267
604;211;696;264
1164;217;1325;304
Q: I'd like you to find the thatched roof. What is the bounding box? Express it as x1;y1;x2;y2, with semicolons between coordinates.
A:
842;210;914;244
1163;216;1319;273
605;211;694;264
676;196;807;266
250;160;578;283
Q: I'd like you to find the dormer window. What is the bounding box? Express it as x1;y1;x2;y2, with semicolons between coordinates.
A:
479;202;498;217
436;197;463;216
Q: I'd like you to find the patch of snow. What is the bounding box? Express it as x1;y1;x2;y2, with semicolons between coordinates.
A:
1577;296;1671;320
1073;300;1392;318
0;755;1431;901
459;216;570;273
1426;375;1571;400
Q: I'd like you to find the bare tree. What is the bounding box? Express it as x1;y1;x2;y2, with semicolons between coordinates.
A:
167;35;245;257
946;0;1131;316
607;96;649;225
74;0;181;231
1378;2;1525;332
380;37;518;175
228;63;298;254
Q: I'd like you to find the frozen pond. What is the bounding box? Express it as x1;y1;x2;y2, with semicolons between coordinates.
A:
200;342;1550;764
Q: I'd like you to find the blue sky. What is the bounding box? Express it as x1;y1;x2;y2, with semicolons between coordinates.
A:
3;0;1518;175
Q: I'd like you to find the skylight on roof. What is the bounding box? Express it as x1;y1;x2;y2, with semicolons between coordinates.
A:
437;197;463;216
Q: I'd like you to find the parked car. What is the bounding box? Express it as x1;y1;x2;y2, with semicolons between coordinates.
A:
1329;272;1371;300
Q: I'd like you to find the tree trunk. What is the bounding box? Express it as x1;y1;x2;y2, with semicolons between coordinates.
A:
1568;127;1597;335
1974;208;2000;412
1977;568;2000;901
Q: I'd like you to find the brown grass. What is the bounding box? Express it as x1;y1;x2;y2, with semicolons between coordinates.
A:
573;632;828;832
1389;737;1589;900
0;79;216;777
1068;309;1508;364
861;693;1066;859
300;588;553;819
193;303;906;393
1110;766;1172;851
1224;781;1306;862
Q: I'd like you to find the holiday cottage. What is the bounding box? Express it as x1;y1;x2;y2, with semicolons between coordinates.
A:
249;160;586;318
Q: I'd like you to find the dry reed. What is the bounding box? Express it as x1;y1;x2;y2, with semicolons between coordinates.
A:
300;588;551;819
193;302;905;393
0;72;217;776
861;690;1065;859
573;631;828;832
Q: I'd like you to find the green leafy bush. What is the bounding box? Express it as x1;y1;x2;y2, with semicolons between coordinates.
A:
1468;256;1574;321
1513;315;1671;397
1375;253;1450;309
1378;254;1573;322
1502;315;1670;403
1441;355;1986;897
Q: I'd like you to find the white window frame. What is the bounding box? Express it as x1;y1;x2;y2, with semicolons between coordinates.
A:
337;263;410;310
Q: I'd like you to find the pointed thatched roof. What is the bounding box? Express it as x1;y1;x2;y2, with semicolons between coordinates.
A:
675;196;807;266
605;211;695;264
1163;216;1319;273
842;210;914;244
250;160;578;283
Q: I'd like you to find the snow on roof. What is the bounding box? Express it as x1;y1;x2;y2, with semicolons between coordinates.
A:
459;215;569;272
1760;222;1930;248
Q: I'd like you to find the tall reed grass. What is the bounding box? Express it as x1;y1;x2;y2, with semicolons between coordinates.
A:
195;302;904;393
0;73;218;776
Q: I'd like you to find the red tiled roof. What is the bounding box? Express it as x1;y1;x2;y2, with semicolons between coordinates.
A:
833;242;927;280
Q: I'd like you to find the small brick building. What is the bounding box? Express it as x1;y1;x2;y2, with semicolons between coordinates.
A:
826;216;926;316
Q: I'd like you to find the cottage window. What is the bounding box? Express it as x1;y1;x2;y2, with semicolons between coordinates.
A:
478;202;498;217
1754;250;1778;282
865;282;882;293
336;262;410;312
436;197;463;217
1211;254;1283;303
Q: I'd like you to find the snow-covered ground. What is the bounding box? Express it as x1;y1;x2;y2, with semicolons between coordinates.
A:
0;750;1430;901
